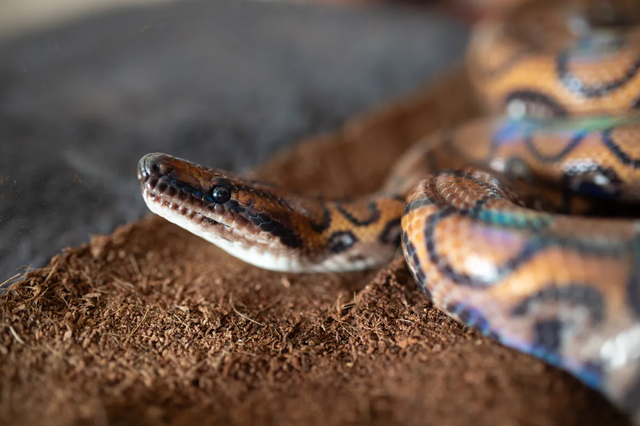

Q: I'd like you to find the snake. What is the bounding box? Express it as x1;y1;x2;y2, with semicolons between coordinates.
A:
137;0;640;422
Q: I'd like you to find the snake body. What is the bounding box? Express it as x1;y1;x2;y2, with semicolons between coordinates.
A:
138;0;640;422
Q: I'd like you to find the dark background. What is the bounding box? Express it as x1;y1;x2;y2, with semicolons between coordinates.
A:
0;0;468;283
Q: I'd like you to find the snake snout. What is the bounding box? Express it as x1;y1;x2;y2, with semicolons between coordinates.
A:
137;153;176;185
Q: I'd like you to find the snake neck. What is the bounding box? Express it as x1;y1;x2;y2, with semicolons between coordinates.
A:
137;152;405;273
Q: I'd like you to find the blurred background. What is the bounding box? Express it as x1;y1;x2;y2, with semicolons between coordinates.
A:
0;0;471;287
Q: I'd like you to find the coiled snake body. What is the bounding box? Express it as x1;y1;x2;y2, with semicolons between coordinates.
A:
138;0;640;422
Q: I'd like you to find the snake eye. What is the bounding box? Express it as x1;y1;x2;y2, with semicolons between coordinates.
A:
211;185;231;203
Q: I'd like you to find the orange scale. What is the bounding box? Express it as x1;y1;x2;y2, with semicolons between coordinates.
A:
406;233;426;254
431;215;530;278
487;247;632;305
489;63;555;95
529;132;583;156
566;54;638;88
610;127;640;160
406;203;440;221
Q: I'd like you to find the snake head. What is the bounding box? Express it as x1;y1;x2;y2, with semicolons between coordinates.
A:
137;152;308;271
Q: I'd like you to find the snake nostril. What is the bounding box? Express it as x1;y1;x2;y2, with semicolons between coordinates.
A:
158;162;172;175
138;153;175;184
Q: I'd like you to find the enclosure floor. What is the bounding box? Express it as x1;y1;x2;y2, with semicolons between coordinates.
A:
0;68;629;426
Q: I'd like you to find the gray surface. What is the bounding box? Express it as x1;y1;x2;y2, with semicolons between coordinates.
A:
0;0;468;283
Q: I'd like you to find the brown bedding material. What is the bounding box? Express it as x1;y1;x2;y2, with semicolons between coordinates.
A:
0;67;631;426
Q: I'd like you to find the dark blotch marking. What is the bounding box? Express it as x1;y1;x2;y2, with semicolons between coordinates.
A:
443;301;500;341
510;283;609;389
327;231;358;254
246;210;303;249
523;130;587;162
335;201;380;226
309;197;332;233
402;233;431;301
404;196;435;214
532;318;563;355
602;128;640;168
512;283;606;324
557;50;640;98
216;185;314;249
379;218;402;246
